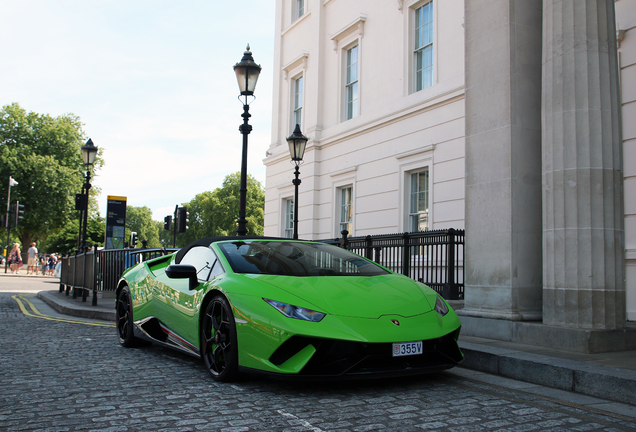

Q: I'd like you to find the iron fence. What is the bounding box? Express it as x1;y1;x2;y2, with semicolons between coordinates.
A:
318;229;464;300
59;229;464;306
59;247;178;305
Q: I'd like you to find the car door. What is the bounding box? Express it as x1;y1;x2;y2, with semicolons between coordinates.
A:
153;246;220;345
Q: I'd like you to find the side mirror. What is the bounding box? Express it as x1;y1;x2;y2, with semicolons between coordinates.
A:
165;264;199;290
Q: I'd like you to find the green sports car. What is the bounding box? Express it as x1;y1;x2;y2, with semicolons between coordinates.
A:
116;237;463;381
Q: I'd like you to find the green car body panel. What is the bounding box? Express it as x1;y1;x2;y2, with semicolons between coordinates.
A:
117;238;463;379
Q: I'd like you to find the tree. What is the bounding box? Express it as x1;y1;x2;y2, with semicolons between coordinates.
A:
157;219;173;248
126;205;161;248
214;172;265;237
177;191;220;246
178;172;264;247
43;215;105;254
0;103;102;248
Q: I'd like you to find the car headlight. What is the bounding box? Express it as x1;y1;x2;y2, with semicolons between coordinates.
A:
264;299;326;322
434;295;449;316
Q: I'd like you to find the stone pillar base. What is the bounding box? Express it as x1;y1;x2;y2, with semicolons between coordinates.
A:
459;315;636;353
458;307;542;322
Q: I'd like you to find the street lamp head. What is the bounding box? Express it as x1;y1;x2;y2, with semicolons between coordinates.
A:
81;138;98;166
233;44;262;96
287;124;308;164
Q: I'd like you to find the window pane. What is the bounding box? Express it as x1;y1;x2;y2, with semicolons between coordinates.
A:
218;240;389;277
294;0;304;20
293;76;303;130
347;47;358;82
345;45;359;120
409;171;429;232
339;187;352;233
414;2;433;92
294;77;303;108
284;198;294;238
180;246;218;281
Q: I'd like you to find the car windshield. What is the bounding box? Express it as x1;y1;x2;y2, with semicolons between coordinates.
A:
217;241;390;277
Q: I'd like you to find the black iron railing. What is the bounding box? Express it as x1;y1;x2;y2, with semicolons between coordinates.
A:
318;229;464;300
59;247;178;305
59;229;464;306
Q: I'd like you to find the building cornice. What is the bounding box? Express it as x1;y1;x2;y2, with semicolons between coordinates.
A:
329;165;358;178
330;15;366;51
395;145;435;160
282;52;309;80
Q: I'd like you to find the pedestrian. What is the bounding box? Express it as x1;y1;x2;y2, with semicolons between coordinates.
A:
27;242;38;275
47;254;57;276
8;243;22;274
40;254;47;276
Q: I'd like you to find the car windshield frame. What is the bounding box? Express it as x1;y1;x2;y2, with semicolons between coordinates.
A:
216;240;390;277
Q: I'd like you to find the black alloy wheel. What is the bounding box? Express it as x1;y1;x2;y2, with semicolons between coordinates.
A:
116;286;140;347
201;295;239;381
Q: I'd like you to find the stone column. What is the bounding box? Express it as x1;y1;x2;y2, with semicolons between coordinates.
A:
542;0;625;328
462;0;544;322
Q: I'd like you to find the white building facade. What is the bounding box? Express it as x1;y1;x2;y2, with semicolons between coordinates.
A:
265;0;466;239
264;0;636;351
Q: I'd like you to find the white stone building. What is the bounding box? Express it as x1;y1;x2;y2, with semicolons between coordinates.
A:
263;0;635;352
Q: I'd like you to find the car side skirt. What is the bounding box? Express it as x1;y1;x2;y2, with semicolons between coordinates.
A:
133;317;200;358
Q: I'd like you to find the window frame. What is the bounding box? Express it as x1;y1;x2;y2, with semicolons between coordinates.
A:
344;44;359;121
409;169;430;232
339;186;353;235
292;0;304;22
282;53;309;136
396;147;434;232
408;0;435;94
292;74;303;132
284;197;294;238
331;15;365;123
330;167;357;237
179;246;223;282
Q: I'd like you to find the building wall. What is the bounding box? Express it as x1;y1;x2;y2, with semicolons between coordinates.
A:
616;0;636;321
265;0;466;240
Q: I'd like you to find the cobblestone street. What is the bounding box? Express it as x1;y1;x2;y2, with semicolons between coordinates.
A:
1;292;635;431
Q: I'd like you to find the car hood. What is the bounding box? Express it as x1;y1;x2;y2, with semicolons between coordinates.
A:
247;273;436;319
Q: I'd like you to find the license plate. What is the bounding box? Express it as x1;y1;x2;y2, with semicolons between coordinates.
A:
392;341;423;357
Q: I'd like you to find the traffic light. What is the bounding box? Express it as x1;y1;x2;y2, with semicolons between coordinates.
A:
177;206;189;233
164;215;172;231
130;232;138;248
14;202;25;228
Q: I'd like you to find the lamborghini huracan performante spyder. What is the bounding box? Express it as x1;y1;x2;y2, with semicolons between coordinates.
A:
116;237;463;381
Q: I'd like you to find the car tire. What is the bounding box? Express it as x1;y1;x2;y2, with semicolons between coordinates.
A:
201;294;239;382
116;286;142;347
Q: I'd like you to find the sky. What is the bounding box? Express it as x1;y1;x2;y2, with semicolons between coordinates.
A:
1;0;276;221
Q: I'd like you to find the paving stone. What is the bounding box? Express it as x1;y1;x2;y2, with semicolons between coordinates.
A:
1;293;635;431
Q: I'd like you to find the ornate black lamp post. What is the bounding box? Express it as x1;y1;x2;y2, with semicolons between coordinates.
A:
286;124;308;240
80;138;98;251
233;45;261;236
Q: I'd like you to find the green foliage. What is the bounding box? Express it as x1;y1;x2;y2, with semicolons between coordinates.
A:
156;219;173;248
43;215;105;254
0;103;103;248
177;172;264;247
126;205;161;248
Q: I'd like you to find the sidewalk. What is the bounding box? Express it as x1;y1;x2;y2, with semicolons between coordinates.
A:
37;288;116;321
3;272;636;406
